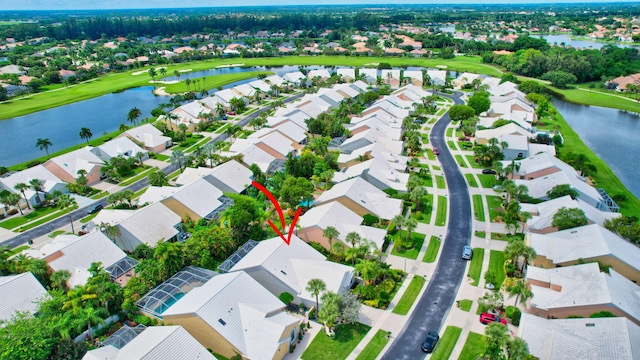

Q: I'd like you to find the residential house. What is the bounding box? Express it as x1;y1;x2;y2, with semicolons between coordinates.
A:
402;70;423;86
120;124;172;153
248;79;271;93
0;64;25;75
528;224;640;283
526;263;640;325
0;272;49;322
426;69;447;86
332;157;409;192
175;159;252;194
91;137;148;163
358;68;378;84
307;69;331;81
298;201;386;249
232;83;256;98
475;123;535;145
337;68;356;82
264;74;285;88
479;97;536;132
161;271;301;360
482;78;519;97
608;73;640;91
453;72;482;89
315;176;403;220
0;165;67;208
83;326;217;360
380;69;401;88
43;147;104;185
517;314;640;360
283;71;308;86
224;235;355;308
167;101;211;131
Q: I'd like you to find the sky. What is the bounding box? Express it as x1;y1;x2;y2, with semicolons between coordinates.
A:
3;0;640;11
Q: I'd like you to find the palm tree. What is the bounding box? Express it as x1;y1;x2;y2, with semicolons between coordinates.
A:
392;214;406;233
57;194;78;234
202;143;217;167
28;179;44;205
330;241;346;262
171;150;186;173
159;67;167;77
173;69;180;81
14;183;31;210
148;68;157;83
185;78;191;92
6;193;22;215
36;138;53;158
79;127;93;144
323;226;340;248
118;123;129;132
410;186;428;211
78;306;108;342
404;217;418;245
355;259;379;285
506;279;533;307
127;107;142;125
154;240;183;277
306;278;326;316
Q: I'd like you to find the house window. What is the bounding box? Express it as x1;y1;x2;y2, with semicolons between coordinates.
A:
290;329;296;342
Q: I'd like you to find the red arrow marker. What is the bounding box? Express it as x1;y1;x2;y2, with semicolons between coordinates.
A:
252;180;300;245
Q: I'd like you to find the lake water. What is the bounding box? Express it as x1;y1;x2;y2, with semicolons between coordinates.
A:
552;98;640;198
540;34;638;49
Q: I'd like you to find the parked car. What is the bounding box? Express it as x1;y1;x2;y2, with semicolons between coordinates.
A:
479;312;507;325
421;331;440;353
482;169;497;175
492;185;504;192
221;115;228;120
227;111;236;115
88;204;103;214
462;245;473;260
414;119;423;124
433;147;440;155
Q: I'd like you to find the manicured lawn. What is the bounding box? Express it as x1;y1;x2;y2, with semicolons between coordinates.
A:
465;173;478;188
393;276;426;315
472;194;485;222
468;248;485;286
487;195;504;222
488;250;506;289
458;332;486;360
436;175;446;189
475;231;486;238
391;231;427;260
119;166;157;186
18;209;72;232
80;212;99;224
48;230;66;238
5;245;29;257
426;148;436;160
168;71;275;93
477;174;497;188
432;165;441;171
430;326;462;360
465;155;483;169
459;299;473;312
420;174;433;188
411;198;432;224
302;323;371;360
0;206;58;230
435;196;448;226
214;123;231;134
550;86;640;114
422;236;441;263
355;330;390;360
447;140;457;150
153;153;170;161
455;155;467;167
490;232;514;241
446;128;454;137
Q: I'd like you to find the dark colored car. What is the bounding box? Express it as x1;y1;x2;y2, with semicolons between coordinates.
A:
462;245;473;260
479;312;507;325
433;147;440;155
88;204;103;214
421;331;440;353
221;115;228;120
482;169;497;174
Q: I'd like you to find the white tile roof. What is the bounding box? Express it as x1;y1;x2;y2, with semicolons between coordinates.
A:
139;178;223;219
527;263;640;322
174;167;216;186
233;83;256;97
215;88;240;103
307;69;330;79
333;158;409;192
0;272;49;322
316;177;402;219
162;271;299;360
93;137;147;161
271;121;307;143
283;71;307;83
264;74;284;86
0;165;63;195
514;170;603;205
475;123;534;143
336;68;355;79
207;160;253;193
240;145;276;173
506;151;576;178
47;147;104;178
123;124;171;149
334;83;360;98
518;314;640;360
380;69;400;80
119;203;181;249
248;80;271;92
299;201;363;239
522;195;620;231
358;68;377;82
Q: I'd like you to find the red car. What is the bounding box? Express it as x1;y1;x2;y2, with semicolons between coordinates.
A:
227;111;236;115
433;147;440;155
479;312;507;325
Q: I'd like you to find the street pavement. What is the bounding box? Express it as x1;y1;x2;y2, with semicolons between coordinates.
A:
381;92;473;359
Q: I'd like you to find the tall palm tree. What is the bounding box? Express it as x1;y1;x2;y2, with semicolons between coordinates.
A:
159;67;167;77
404;217;418;245
57;194;78;234
507;279;533;307
202;143;217;167
355;259;380;285
79;127;93;144
323;226;340;249
392;214;406;233
127;107;142;125
14;183;31;210
77;306;108;342
118;123;129;132
28;179;44;205
306;278;326;316
410;186;428;211
6;193;23;215
171;150;186;173
36;138;53;158
173;69;180;81
345;232;362;248
148;68;157;83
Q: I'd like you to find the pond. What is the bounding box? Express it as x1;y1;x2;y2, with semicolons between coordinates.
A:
552;98;640;199
540;34;638;50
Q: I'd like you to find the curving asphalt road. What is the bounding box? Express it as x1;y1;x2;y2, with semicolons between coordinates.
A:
381;92;472;360
0;92;305;249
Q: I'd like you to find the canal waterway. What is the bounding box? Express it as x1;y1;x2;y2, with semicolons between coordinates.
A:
551;98;640;198
540;34;638;49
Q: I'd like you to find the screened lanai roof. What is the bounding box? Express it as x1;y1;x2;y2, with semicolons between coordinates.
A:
136;266;218;319
105;257;139;280
100;325;147;349
217;240;259;273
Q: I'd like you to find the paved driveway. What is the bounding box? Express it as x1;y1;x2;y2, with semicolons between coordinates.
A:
381;92;473;359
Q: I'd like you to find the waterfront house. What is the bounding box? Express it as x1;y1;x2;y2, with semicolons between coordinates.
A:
43;147;104;185
91;137;148;163
0;272;49;323
120;124;172;153
0;165;67;208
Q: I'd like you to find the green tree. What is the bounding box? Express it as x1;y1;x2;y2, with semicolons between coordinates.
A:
76;306;108;341
170;150;186;173
29;179;44;205
182;226;235;269
148;170;169;186
154;240;183;278
306;278;327;318
148;68;157;83
6;193;23;215
448;104;476;121
505;279;533;307
468;91;491;115
127;107;142;126
338;292;362;324
410;186;428;211
222;193;266;240
323;226;340;249
36;138;53;158
0;312;58;360
506;337;531;360
57;194;78;234
484;322;510;360
79;127;92;144
13;183;31;210
279;176;314;208
546;184;579;199
541;70;577;88
478;291;504;313
318;291;341;329
604;215;640;244
552;207;588;230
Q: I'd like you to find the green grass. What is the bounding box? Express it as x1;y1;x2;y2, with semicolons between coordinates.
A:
436;175;446;189
455;155;467;168
475;231;486;238
411;194;433;224
184;136;213;153
132;187;148;198
422;236;441;263
447;140;457;150
80;212;99;224
468;248;485;286
18;209;73;232
48;230;66;238
430;326;462;360
432;165;441;171
153;153;170;161
487;195;504;222
164;71;273;93
435;107;447;116
426;149;436;160
119;166;157;186
446;128;454;137
214;123;231;134
0;206;58;230
458;332;486;360
490;232;513;241
465;173;478;188
465;155;483;169
393;276;426;315
435;196;447;226
477;174;497;188
488;250;506;289
459;300;473;312
302;322;371;360
472;194;485;222
212;354;232;360
91;191;109;200
355;330;390;360
6;245;29;257
550;86;640;114
391;231;427;260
